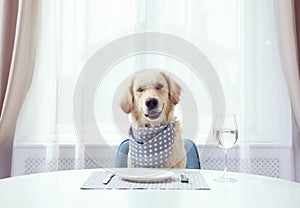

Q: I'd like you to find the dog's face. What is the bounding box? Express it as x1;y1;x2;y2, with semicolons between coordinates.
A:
120;71;181;127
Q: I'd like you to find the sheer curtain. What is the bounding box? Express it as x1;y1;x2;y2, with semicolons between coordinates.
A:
11;0;292;177
12;0;143;175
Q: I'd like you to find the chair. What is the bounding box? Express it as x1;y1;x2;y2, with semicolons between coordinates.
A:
115;139;201;169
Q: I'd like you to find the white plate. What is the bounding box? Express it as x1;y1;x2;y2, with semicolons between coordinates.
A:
115;168;175;182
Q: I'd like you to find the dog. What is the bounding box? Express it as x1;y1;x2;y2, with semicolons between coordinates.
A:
119;70;186;168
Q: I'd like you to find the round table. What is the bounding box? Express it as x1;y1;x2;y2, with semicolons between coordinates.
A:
0;169;299;208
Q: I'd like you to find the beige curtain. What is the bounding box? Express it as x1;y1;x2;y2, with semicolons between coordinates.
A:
0;0;39;178
275;0;300;182
275;0;300;130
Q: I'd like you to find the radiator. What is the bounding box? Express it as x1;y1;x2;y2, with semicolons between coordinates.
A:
12;144;293;180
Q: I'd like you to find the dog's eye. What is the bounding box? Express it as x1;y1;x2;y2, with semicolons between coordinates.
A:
156;84;163;90
136;87;144;92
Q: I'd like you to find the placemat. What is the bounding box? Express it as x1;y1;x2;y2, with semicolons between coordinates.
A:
80;171;210;190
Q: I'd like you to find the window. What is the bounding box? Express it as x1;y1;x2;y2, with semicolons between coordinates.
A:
15;0;291;146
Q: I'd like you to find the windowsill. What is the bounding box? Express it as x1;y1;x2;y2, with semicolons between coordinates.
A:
13;142;293;148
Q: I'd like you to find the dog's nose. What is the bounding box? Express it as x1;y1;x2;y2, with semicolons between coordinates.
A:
145;98;158;109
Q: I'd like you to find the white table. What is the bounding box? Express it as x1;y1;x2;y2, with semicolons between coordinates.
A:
0;169;299;208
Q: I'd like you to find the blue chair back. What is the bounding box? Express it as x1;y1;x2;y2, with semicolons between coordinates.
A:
115;139;201;169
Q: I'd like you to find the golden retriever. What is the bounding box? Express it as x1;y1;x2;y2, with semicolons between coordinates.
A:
119;70;186;168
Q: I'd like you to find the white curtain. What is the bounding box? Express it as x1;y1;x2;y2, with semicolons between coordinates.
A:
274;0;300;182
12;0;143;175
11;0;292;178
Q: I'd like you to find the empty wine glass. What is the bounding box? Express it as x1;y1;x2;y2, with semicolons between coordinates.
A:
213;114;238;182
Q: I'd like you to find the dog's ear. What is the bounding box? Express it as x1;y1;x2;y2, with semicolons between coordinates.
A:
119;78;134;114
160;72;181;105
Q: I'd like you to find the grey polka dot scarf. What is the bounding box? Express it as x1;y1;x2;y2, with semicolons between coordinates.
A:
129;121;175;168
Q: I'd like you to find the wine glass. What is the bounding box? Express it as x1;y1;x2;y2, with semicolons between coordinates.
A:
213;114;238;182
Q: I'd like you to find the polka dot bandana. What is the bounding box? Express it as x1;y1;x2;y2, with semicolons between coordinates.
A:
129;121;175;168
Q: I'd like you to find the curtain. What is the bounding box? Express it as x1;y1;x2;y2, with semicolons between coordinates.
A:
295;0;300;68
275;0;300;181
275;0;300;182
12;0;245;176
0;0;39;178
11;0;292;180
275;0;300;130
12;0;143;175
294;0;300;183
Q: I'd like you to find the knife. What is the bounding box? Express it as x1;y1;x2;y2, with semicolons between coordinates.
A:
102;173;115;185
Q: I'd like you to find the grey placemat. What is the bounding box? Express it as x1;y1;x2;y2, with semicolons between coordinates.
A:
81;171;210;190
